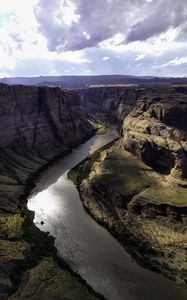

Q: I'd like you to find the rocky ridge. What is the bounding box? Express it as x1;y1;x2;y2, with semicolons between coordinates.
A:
74;85;187;284
123;85;187;181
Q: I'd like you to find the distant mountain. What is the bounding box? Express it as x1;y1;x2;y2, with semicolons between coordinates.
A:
0;75;187;89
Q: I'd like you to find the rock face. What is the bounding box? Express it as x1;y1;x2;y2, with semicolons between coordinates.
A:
80;85;139;122
0;83;100;300
77;145;187;284
122;86;187;181
0;83;93;152
81;84;187;180
0;83;93;213
74;85;187;285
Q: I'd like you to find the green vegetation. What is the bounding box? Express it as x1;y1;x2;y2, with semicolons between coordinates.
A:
88;117;108;135
0;239;30;261
68;165;82;186
92;149;156;197
96;122;108;134
67;138;118;186
136;186;187;206
73;145;187;284
90;148;187;207
11;257;103;300
0;213;24;239
23;210;55;258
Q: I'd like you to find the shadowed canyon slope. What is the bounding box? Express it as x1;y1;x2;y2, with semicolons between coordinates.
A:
81;85;139;122
0;83;93;213
0;83;104;300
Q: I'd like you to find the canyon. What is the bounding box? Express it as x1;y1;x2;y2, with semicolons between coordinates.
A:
0;83;101;300
77;84;187;284
0;82;187;299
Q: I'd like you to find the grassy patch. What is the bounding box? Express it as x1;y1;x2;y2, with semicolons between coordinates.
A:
92;148;187;208
96;149;156;197
136;186;187;206
0;239;30;261
11;257;102;300
67;139;118;187
89;118;108;135
0;214;24;239
68;166;82;186
78;146;187;207
23;210;55;258
97;123;108;135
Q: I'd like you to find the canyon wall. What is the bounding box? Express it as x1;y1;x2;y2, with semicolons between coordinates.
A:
81;84;187;181
0;83;101;300
76;84;187;283
1;82;187;297
0;83;93;214
122;85;187;181
0;83;93;153
80;85;139;122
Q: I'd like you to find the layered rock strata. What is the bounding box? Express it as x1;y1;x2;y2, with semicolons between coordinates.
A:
75;85;187;284
78;145;187;284
0;83;102;300
80;85;139;122
123;85;187;181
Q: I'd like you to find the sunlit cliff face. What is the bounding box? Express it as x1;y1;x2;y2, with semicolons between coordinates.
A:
0;0;187;77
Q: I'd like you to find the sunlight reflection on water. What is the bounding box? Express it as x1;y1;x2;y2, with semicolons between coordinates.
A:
28;129;187;300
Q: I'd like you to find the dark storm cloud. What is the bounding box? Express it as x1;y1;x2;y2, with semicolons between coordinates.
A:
35;0;187;52
35;0;145;51
126;0;187;42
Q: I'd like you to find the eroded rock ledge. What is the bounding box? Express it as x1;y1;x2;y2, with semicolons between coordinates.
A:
123;85;187;181
75;85;187;284
0;83;103;300
80;85;139;122
78;145;187;284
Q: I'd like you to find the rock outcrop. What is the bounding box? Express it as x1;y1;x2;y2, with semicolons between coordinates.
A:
0;83;101;300
80;85;139;123
122;85;187;181
2;81;187;297
80;84;187;180
77;144;187;285
0;83;93;214
74;85;187;285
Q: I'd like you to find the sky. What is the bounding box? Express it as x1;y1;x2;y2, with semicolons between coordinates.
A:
0;0;187;77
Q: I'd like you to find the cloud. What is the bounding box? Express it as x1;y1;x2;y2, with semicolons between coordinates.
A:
35;0;144;51
0;0;187;77
35;0;187;52
135;54;145;61
156;56;187;68
102;56;110;61
126;0;187;42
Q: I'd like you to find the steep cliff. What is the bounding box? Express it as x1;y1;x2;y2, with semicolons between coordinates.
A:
123;85;187;181
81;84;187;182
73;85;187;285
0;83;103;300
0;83;93;213
80;85;139;122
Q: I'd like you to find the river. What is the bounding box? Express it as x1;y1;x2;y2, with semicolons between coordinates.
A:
28;129;187;300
